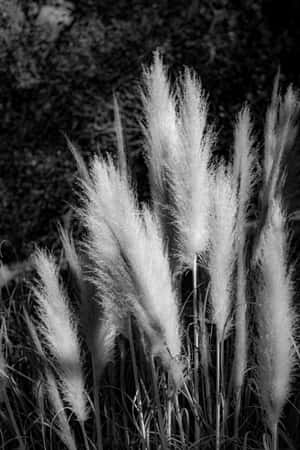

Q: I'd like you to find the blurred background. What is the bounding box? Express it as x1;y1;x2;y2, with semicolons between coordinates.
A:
1;0;300;263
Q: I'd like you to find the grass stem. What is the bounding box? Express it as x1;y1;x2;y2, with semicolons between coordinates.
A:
92;356;103;450
272;421;278;450
200;287;212;424
127;318;147;448
216;338;221;450
175;392;186;448
150;356;168;450
4;390;26;450
80;420;90;450
192;254;201;443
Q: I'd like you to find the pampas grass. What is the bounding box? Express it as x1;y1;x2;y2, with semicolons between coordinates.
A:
208;161;237;341
232;106;258;438
142;51;182;272
255;199;296;450
207;161;238;449
254;81;299;260
142;52;213;272
33;249;88;424
81;155;183;386
174;68;213;267
142;57;214;442
1;52;300;450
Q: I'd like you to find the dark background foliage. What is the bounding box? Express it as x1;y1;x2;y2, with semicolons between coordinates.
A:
1;0;300;262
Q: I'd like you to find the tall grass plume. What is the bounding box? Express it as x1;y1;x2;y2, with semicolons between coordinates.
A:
33;249;88;423
256;199;297;448
81;155;184;387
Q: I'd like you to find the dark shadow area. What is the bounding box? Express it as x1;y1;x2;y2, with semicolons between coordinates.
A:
1;0;300;262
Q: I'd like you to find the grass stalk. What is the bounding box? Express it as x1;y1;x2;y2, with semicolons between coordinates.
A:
150;355;168;450
271;421;278;450
232;106;257;445
216;337;221;450
79;421;90;450
233;388;242;449
167;389;172;442
3;390;26;450
192;254;201;442
200;291;212;424
182;380;201;427
127;318;147;448
35;379;47;450
91;356;103;450
233;246;247;444
174;392;186;448
119;339;131;449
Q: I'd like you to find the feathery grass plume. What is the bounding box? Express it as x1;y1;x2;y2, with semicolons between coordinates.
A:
25;305;78;450
142;52;214;272
256;199;296;445
233;106;258;216
142;50;180;198
141;50;182;271
254;82;299;260
171;68;213;267
208;161;237;449
33;249;88;423
24;309;76;449
232;106;258;426
264;77;299;190
81;155;183;386
265;84;299;199
208;161;237;340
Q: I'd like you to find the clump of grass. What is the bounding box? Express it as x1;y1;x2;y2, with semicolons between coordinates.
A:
1;51;300;450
